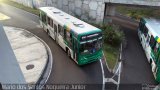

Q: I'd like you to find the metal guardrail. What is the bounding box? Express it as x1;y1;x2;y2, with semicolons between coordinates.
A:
0;24;27;89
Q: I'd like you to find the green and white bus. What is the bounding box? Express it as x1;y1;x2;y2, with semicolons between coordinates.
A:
138;18;160;82
39;7;103;65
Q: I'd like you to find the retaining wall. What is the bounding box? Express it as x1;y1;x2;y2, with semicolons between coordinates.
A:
12;0;105;23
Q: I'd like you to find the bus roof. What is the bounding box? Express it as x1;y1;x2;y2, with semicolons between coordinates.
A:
39;7;101;35
144;18;160;38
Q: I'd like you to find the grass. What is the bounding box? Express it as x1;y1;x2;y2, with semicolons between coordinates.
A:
116;5;160;20
103;43;119;69
0;0;39;15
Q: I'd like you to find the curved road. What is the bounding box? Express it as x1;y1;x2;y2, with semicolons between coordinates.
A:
110;16;157;90
0;3;103;90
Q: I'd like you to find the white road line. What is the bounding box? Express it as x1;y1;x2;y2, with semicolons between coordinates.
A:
104;78;118;85
100;59;105;90
0;12;10;20
117;62;122;90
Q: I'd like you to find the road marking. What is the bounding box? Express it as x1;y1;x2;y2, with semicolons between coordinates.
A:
0;12;10;20
100;59;105;90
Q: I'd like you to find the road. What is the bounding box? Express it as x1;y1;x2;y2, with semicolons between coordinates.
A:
0;3;103;90
111;16;157;90
1;2;157;90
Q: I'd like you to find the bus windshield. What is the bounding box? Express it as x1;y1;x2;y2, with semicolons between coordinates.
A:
80;33;102;54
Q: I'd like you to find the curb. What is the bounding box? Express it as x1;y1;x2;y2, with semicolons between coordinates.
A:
34;37;53;90
27;31;53;90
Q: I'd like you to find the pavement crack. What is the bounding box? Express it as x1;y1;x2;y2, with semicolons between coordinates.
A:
13;41;40;50
18;55;48;63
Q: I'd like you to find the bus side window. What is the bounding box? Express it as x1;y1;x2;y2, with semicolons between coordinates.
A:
139;22;144;31
149;35;156;50
47;17;50;25
66;31;71;43
70;34;72;43
58;25;64;37
154;43;159;53
158;47;160;62
54;24;57;33
58;25;61;33
64;29;66;39
143;26;148;37
50;19;53;28
42;13;46;23
64;29;72;46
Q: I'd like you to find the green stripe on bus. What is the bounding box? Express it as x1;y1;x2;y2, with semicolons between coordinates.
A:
155;36;160;43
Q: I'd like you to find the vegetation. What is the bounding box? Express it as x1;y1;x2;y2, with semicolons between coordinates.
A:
0;0;39;15
117;5;160;20
92;23;124;69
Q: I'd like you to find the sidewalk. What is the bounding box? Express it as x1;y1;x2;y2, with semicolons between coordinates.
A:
4;26;51;84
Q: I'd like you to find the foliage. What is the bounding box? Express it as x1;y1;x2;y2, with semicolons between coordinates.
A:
103;43;119;69
90;23;123;69
103;24;124;47
1;0;39;15
117;6;160;20
92;23;124;47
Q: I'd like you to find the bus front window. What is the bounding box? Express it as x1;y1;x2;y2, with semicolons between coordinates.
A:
80;38;102;54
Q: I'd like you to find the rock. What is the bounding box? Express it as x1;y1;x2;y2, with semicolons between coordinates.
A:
57;0;63;9
81;14;88;21
75;0;82;8
63;0;68;5
69;2;75;12
89;10;97;19
89;1;98;10
75;7;82;16
82;4;89;14
63;5;69;13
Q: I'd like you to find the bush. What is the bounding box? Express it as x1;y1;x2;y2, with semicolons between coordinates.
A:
102;24;124;47
89;23;124;47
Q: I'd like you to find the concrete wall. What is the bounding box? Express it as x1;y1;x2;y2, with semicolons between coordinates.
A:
12;0;105;23
105;0;160;6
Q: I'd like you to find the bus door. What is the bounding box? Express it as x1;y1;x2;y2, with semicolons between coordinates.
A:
54;24;58;42
156;47;160;80
73;37;78;61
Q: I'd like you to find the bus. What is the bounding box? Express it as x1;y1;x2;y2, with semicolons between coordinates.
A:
138;18;160;82
39;7;103;65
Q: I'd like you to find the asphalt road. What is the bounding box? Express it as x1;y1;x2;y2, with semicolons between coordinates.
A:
111;17;157;90
0;3;103;90
1;2;157;90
